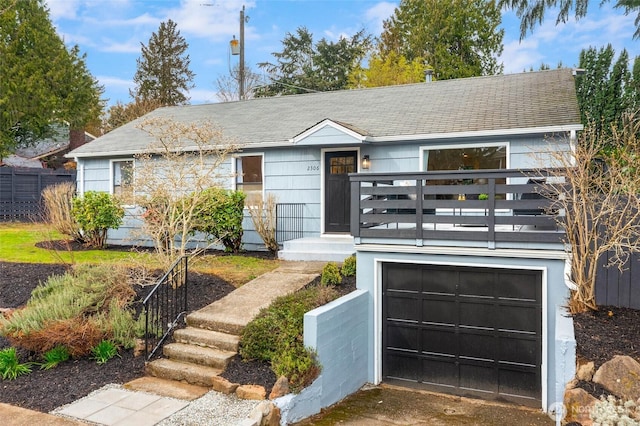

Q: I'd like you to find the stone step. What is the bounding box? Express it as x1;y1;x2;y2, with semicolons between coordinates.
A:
163;342;235;369
124;376;209;401
173;327;240;352
146;358;221;387
186;311;245;335
278;237;355;262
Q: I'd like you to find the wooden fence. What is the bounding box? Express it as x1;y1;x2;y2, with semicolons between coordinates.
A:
595;251;640;309
0;167;76;221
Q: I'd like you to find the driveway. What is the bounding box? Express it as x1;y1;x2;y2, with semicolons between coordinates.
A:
293;384;554;425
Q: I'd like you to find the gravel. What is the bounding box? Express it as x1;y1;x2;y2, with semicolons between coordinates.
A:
157;391;260;426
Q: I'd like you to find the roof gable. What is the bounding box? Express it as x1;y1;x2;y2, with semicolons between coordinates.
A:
292;119;368;145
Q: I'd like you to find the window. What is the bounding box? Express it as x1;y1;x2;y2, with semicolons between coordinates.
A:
423;145;507;172
421;144;508;200
235;155;263;202
112;160;133;201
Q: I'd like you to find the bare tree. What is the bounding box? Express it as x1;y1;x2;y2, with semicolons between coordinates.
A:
547;113;640;313
133;117;239;265
215;64;262;102
247;192;279;255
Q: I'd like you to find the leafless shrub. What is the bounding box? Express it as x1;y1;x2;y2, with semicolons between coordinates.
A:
546;113;640;313
247;193;279;255
41;182;82;242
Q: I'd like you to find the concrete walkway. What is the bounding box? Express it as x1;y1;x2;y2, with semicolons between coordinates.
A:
1;261;324;426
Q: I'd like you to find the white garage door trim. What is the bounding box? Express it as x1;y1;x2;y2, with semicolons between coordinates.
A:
372;257;548;410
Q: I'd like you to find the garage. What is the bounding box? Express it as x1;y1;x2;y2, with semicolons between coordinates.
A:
382;262;542;407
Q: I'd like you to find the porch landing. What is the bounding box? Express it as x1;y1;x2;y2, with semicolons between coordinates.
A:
278;236;355;262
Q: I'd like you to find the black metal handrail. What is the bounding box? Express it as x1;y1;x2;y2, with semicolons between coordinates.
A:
142;256;188;360
276;203;304;243
350;169;566;247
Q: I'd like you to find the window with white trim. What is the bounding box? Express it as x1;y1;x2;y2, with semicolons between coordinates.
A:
235;155;263;202
112;160;133;201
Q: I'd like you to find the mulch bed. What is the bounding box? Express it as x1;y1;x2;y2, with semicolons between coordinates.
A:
0;249;356;413
5;248;629;413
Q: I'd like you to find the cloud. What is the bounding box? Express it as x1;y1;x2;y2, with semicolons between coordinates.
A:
188;88;219;105
365;1;397;34
100;39;141;54
45;0;81;20
163;0;256;40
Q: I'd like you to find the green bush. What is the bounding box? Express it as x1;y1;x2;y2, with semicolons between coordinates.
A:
321;262;342;286
193;188;245;253
341;255;356;277
91;340;120;365
240;285;336;391
71;191;125;248
40;346;70;370
0;347;32;380
272;344;321;392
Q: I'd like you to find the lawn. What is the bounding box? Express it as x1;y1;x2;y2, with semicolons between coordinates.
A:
0;222;279;285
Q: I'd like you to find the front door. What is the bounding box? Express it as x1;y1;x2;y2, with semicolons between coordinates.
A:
324;151;357;233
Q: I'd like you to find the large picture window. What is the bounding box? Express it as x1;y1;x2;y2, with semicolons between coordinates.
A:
421;144;508;199
235;155;263;201
423;145;507;172
112;160;133;201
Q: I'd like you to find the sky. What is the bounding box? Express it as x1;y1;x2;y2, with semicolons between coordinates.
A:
45;0;640;108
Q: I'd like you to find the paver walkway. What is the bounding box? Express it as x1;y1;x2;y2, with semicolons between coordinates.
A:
1;261;324;426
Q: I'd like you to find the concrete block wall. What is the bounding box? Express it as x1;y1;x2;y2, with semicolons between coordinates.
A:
277;289;369;424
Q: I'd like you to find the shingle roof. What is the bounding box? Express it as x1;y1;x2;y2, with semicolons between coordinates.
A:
69;69;581;158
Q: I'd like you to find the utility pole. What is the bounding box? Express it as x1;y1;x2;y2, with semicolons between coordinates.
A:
239;5;245;100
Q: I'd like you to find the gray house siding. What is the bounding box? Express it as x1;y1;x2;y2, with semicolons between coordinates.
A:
76;131;572;249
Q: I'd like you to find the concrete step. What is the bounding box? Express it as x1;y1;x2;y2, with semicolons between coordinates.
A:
173;327;240;352
186;312;245;335
163;343;235;369
146;358;221;387
278;237;355;262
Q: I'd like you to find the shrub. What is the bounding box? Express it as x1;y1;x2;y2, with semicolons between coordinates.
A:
0;347;32;380
41;182;83;242
272;345;321;392
193;188;245;253
321;262;342;286
91;340;120;365
240;285;336;392
246;193;279;255
40;346;70;370
341;255;356;277
0;265;141;356
71;191;125;248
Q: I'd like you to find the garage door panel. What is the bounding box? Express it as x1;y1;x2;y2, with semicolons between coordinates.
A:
495;305;539;333
459;301;495;329
499;335;539;365
383;263;542;407
386;295;420;322
422;299;456;324
386;324;419;352
459;364;499;394
421;359;458;387
422;269;458;294
386;353;420;382
458;270;495;297
458;332;496;361
497;272;540;301
499;369;539;399
421;328;457;356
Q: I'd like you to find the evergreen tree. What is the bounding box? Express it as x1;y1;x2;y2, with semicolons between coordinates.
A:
575;45;639;139
378;0;504;80
0;0;103;158
500;0;640;40
256;27;371;96
131;19;195;106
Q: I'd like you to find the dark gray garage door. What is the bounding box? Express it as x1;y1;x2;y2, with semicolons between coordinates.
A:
382;263;542;407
